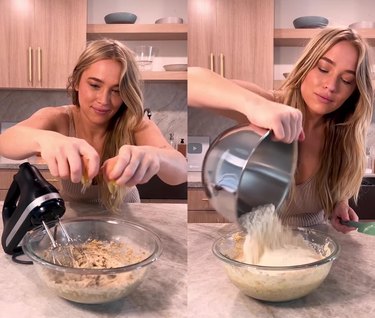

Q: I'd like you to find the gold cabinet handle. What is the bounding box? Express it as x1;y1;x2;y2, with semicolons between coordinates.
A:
37;47;42;84
45;178;59;183
220;53;224;77
201;198;209;201
210;53;214;72
28;47;33;84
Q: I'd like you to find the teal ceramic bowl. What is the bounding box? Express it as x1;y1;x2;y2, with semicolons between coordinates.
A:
293;16;328;29
104;12;137;24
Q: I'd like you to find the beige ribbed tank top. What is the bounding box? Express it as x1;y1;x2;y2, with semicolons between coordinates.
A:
278;175;325;227
59;106;140;204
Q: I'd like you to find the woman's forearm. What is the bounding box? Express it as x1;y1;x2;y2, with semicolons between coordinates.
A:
188;67;268;122
156;148;187;185
188;67;303;143
0;126;56;159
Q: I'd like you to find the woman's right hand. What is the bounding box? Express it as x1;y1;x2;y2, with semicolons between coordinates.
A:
38;132;100;183
244;101;305;144
188;67;304;144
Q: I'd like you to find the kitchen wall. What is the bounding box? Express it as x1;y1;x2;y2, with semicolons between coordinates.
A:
188;108;237;144
0;83;187;142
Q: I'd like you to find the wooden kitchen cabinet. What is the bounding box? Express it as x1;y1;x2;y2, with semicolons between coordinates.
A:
0;0;87;89
0;169;60;201
188;0;274;88
188;187;229;223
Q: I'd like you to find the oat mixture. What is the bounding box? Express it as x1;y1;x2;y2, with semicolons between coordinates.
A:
40;239;148;303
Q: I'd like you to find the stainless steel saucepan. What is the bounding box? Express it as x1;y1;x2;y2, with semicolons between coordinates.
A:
202;124;297;223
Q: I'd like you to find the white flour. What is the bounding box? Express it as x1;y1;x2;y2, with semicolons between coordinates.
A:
239;204;321;266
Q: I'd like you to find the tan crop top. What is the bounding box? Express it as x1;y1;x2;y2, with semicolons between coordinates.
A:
278;175;325;227
59;106;140;204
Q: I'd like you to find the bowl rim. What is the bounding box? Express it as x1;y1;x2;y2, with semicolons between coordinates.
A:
22;216;163;274
212;227;340;271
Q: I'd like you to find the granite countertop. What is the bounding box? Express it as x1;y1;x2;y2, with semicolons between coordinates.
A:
188;171;203;187
0;156;48;169
0;202;187;318
188;222;375;318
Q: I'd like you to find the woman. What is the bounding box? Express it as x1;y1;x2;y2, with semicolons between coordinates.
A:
0;39;187;211
188;27;373;233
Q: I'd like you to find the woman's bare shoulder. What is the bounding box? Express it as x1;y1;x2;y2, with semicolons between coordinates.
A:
20;105;72;133
134;118;169;146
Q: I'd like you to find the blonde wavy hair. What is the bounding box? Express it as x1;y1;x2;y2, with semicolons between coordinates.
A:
67;39;144;211
278;27;373;217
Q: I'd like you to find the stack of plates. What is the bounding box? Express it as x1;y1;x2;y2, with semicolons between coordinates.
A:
349;21;375;29
163;64;187;71
155;17;183;24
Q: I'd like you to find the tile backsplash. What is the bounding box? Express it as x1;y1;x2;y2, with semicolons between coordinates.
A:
188;107;237;143
0;81;187;142
0;122;16;133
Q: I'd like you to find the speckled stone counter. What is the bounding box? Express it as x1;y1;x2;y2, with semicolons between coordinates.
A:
0;156;48;169
0;202;187;318
187;172;203;188
188;223;375;318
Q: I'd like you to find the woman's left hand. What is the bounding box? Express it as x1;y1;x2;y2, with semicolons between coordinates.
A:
102;145;160;187
330;200;359;233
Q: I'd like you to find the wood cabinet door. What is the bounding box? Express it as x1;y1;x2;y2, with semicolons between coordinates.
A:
0;0;34;88
188;0;217;70
188;0;274;88
0;0;86;89
216;0;274;87
0;168;61;201
33;0;87;88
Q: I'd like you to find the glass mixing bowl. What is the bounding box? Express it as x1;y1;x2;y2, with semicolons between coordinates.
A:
212;227;340;302
22;217;162;304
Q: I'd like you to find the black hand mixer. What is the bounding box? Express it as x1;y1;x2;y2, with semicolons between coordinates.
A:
1;162;66;260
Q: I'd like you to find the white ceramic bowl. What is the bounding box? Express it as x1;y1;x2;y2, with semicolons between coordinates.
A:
104;12;137;24
155;17;183;24
163;64;188;71
349;21;375;29
293;16;329;29
213;227;340;302
22;217;162;304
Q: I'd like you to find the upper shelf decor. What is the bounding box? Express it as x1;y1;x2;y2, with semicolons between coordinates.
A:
155;16;183;24
293;16;329;29
87;23;187;41
349;21;375;29
104;12;137;24
274;28;375;46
